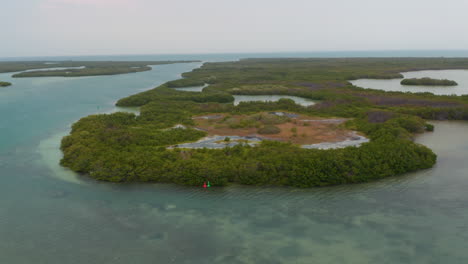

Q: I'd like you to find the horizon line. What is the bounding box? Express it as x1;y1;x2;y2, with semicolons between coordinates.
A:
0;49;468;58
2;49;468;60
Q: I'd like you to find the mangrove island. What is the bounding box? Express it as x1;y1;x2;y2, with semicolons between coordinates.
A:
401;77;458;86
59;58;468;187
0;81;12;87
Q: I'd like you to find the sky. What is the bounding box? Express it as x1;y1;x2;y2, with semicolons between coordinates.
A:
2;0;468;57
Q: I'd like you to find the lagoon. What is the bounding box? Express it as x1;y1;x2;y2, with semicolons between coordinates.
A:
172;85;318;107
233;95;316;107
351;69;468;95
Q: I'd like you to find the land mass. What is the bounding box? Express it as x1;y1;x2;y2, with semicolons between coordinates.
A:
60;58;468;187
0;81;11;87
401;77;458;86
0;61;200;78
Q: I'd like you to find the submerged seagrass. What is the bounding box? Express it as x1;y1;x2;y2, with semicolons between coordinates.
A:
60;58;468;187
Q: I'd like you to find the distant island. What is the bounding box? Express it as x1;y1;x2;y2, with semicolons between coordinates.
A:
0;61;200;78
56;57;468;187
401;77;458;86
0;81;12;87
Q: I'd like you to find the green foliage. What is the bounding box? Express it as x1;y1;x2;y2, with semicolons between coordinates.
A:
401;78;458;86
0;81;11;87
251;113;290;125
388;115;426;133
116;86;234;107
425;123;434;132
258;125;281;135
60;116;436;187
166;78;206;88
59;57;468;187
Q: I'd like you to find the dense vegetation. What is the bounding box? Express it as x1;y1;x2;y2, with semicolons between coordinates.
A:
61;58;468;187
60;103;436;187
0;61;199;77
0;81;11;87
401;77;458;86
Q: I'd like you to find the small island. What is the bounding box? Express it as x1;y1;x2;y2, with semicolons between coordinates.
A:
0;81;12;87
401;77;458;86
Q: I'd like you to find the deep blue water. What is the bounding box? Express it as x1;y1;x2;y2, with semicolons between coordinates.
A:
1;52;468;264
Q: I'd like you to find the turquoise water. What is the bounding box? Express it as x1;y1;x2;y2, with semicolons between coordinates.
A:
1;54;468;263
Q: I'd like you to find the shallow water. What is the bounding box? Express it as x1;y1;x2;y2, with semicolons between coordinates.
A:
174;84;208;92
1;56;468;263
350;69;468;95
233;95;316;107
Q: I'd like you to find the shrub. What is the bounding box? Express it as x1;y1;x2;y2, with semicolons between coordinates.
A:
425;123;434;132
0;81;11;87
258;125;281;134
401;78;458;86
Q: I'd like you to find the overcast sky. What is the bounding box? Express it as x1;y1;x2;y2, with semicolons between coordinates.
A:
2;0;468;57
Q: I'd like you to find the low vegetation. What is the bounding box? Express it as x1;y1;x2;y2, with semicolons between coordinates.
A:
401;77;458;86
60;58;468;187
0;81;11;87
257;125;281;134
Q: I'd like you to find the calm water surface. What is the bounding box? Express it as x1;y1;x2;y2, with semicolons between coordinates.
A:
351;70;468;95
1;55;468;263
172;86;318;106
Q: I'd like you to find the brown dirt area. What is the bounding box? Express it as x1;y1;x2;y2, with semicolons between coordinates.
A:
192;113;357;144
